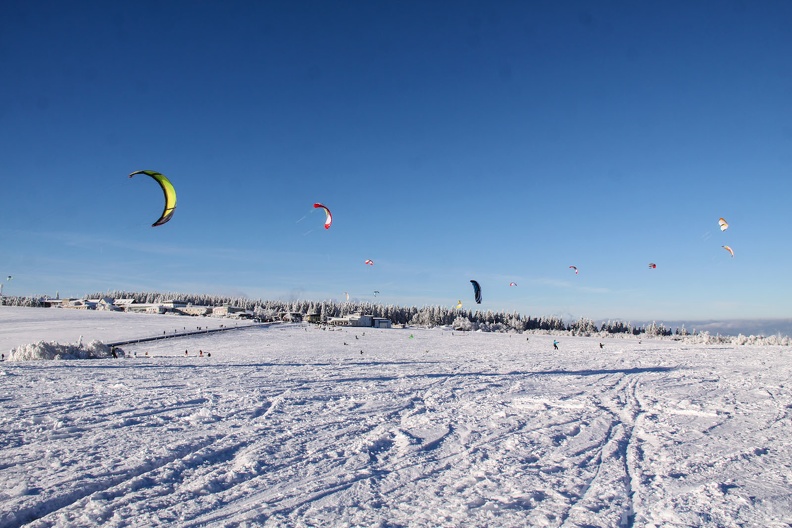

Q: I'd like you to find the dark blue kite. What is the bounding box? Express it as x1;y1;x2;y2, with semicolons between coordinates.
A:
470;280;482;304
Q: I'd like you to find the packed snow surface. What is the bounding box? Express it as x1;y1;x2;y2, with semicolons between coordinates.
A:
1;306;791;527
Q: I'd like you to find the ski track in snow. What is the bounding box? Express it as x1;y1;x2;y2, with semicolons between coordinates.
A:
1;307;791;527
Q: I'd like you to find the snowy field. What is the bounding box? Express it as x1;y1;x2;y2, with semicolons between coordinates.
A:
0;307;250;355
1;307;791;527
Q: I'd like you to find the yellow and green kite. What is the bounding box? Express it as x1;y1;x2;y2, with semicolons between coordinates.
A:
129;170;177;227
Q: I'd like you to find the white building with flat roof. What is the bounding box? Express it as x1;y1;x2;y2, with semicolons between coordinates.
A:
327;313;391;328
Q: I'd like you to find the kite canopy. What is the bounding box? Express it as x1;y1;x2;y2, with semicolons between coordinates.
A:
374;290;380;297
313;203;332;229
718;218;729;231
648;263;657;269
569;266;579;275
364;259;374;266
129;170;177;227
722;245;734;257
456;300;463;309
470;280;482;304
509;282;517;287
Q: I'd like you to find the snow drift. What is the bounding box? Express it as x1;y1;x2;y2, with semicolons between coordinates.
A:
8;340;122;361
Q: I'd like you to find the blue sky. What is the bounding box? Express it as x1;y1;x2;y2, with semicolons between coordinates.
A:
2;0;791;322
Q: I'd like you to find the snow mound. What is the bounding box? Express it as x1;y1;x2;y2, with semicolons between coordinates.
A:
8;340;123;361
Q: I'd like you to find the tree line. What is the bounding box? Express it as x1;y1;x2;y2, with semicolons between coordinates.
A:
3;290;678;336
6;290;790;344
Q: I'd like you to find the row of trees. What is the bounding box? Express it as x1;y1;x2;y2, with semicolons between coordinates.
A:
4;290;678;337
6;290;791;344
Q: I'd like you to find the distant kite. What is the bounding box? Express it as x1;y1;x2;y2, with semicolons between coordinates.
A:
718;218;729;231
313;203;332;229
6;276;11;281
648;263;657;269
456;300;463;309
364;259;374;266
509;282;517;287
470;280;482;304
129;170;177;227
569;266;579;275
722;245;734;258
374;290;380;297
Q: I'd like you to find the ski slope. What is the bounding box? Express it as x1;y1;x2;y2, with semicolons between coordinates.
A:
1;307;790;527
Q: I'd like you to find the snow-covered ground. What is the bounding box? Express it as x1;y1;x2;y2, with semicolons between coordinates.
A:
1;306;791;527
0;307;249;355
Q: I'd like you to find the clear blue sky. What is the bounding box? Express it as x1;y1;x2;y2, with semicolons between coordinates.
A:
2;0;791;322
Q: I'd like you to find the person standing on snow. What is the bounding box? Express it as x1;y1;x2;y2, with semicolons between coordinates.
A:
553;340;559;350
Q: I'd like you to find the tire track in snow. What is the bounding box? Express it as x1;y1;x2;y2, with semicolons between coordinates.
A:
558;417;620;526
559;374;646;528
